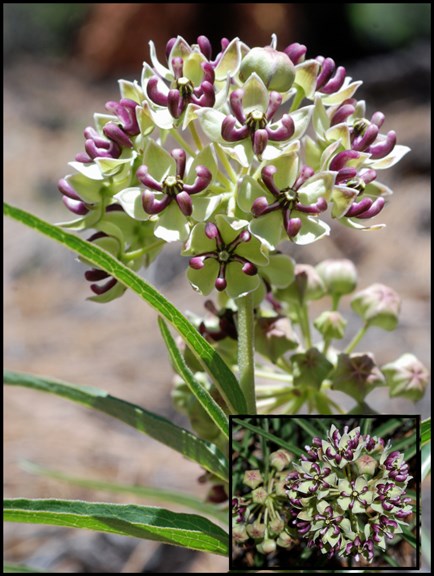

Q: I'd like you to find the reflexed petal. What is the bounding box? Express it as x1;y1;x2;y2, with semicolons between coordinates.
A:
366;144;411;170
221;141;253;167
182;221;216;255
291;216;330;245
294;59;320;99
215;214;249;244
321;80;362;106
296;480;314;494
226;262;261;299
340;217;385;231
114;187;150;220
236;233;269;266
143;140;175;182
355;477;367;492
261;254;295;288
187;258;219;295
325;124;351;150
69;161;104;180
89;281;127;304
191;195;221;222
214;37;242;81
186;144;218;183
197;109;226;142
331;185;358;218
95;156;134;178
291;105;313;139
298;172;334;204
237;175;269;214
183;51;207;86
119;79;144;104
149;40;172;80
338;479;352;493
312;95;329;137
241;73;269;114
339;497;352;511
64;173;102;204
168;35;192;62
154;202;190;242
269;152;299;191
351;500;366;514
250;211;284;249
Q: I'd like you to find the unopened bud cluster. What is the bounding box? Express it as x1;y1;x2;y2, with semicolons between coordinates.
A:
286;425;413;563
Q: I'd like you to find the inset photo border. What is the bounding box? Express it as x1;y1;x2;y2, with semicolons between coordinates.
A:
230;415;420;571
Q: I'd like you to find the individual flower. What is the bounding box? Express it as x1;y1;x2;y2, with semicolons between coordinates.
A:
315;259;357;296
382;353;429;402
239;44;296;92
338;477;373;512
183;214;268;299
243;469;263;490
237;152;333;246
351;283;401;331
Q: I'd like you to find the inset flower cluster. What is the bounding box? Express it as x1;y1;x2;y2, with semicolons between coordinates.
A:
286;424;414;563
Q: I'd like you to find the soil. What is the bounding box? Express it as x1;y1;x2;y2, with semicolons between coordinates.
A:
4;54;430;573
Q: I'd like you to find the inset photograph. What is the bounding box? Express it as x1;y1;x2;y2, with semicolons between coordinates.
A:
230;415;420;570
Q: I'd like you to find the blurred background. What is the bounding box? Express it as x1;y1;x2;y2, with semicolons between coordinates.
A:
4;3;430;573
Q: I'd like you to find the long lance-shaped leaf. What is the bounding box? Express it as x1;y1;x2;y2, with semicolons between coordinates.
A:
3;565;48;573
3;499;229;556
3;202;246;414
21;461;227;523
4;370;228;483
421;417;431;446
231;418;304;456
158;317;229;440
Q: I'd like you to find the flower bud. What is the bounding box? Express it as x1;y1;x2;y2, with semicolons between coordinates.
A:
247;520;266;539
354;453;378;476
269;449;294;471
232;524;249;543
316;259;357;295
382;353;429;402
314;310;347;340
277;531;294;548
240;46;295;92
269;516;285;535
351;283;401;331
256;538;277;554
251;486;268;504
243;469;263;489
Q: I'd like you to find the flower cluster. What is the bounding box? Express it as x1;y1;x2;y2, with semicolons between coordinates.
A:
232;450;296;554
57;34;410;302
286;424;414;563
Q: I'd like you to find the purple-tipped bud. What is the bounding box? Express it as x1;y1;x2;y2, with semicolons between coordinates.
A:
136;166;163;191
201;61;215;85
90;277;117;295
330;150;360;171
354;196;385;219
331;103;356;126
168;89;183;118
261;165;280;197
171;56;183;80
371;111;385;128
352;124;379;152
345;197;374;217
395;509;412;519
229;89;246;124
316;57;335;89
335;454;342;465
142;190;171;215
147;77;169;106
369;130;397;159
103;122;133;148
360;169;377;184
85;269;110;281
321;66;346;94
266;114;295;142
75;152;92;163
285;217;302;238
266;91;283;120
312;437;322;447
175;190;193;216
197;35;212;60
242;262;257;276
253;128;268;156
284;42;307;64
252;196;271;216
165;37;177;59
221;115;249;142
62;196;89;215
205;222;219;240
335;167;358;184
85;138;120;159
170;148;186;178
189;256;207;270
192;81;215;107
58;178;81;201
183;165;212;194
215;276;227;291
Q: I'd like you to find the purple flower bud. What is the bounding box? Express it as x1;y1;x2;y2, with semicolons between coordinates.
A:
183;165;212;194
197;35;212;60
136;166;163;191
345;197;373;217
330;150;360;171
103;122;133;148
205;222;220;240
312;437;322;447
215;276;227;291
168;89;183;118
335;454;342;465
316;57;335;90
62;196;89;215
368;130;397;159
242;261;257;276
252;196;271;216
201;61;215;84
266;91;283;120
253;128;269;156
170;148;186;178
261;165;280;197
221;115;249;142
192;81;215;107
141;190;171;215
90;277;117;295
352;124;379;152
395;509;412;519
284;42;307;64
146;77;169;107
321;66;346;94
371;111;385;128
355;196;385;219
58;178;82;201
175;190;193;216
331;103;356;126
229;89;246;124
85;269;110;281
165;37;177;59
75;152;92;163
285;216;302;238
189;256;207;270
266;115;295;141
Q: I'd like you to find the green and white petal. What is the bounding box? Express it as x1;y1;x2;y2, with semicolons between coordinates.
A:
291;105;314;140
214;37;242;82
93;113;117;132
366;144;411;170
339;217;385;231
241;73;269;114
297;480;315;495
182;221;216;255
222;141;253;168
250;211;284;250
237;175;268;214
338;479;352;494
95;156;135;178
331;185;358;218
351;500;366;514
326;124;351;150
292;216;330;245
294;59;320;100
184;51;207;86
312;95;329;138
298;171;334;204
354;477;368;492
316;500;329;515
154;202;190;242
169;36;192;63
69;161;104;180
270;152;299;190
236;234;269;266
187;258;219;295
321;79;363;106
187;144;219;183
118;79;144;103
114;187;149;220
226;262;261;299
215;214;249;243
143;140;175;181
88;282;127;304
365;180;394;197
64;173;103;204
149;40;172;80
191;195;221;222
197;109;226;143
261;254;295;288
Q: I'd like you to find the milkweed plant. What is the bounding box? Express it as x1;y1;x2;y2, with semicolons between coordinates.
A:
4;34;430;572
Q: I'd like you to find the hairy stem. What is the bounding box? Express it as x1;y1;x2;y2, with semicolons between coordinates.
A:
236;292;256;414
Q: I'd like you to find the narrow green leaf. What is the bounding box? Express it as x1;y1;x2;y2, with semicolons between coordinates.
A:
158;318;229;440
291;418;323;440
401;527;417;548
3;202;246;414
421;443;431;481
371;418;402;438
383;555;400;568
231;418;304;457
421;417;431;446
3;565;48;574
3;499;229;556
21;461;227;523
361;418;372;436
4;370;228;483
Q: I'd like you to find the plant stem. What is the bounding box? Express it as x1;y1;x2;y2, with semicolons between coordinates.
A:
123;240;165;261
189;122;203;150
170;128;196;157
345;323;369;354
255;369;292;383
236;292;256;414
215;143;238;183
297;303;312;349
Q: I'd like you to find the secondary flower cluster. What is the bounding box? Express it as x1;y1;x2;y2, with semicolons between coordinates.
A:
232;449;296;554
285;424;414;563
57;34;409;302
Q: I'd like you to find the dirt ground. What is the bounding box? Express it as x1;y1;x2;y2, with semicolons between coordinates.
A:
4;55;430;573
